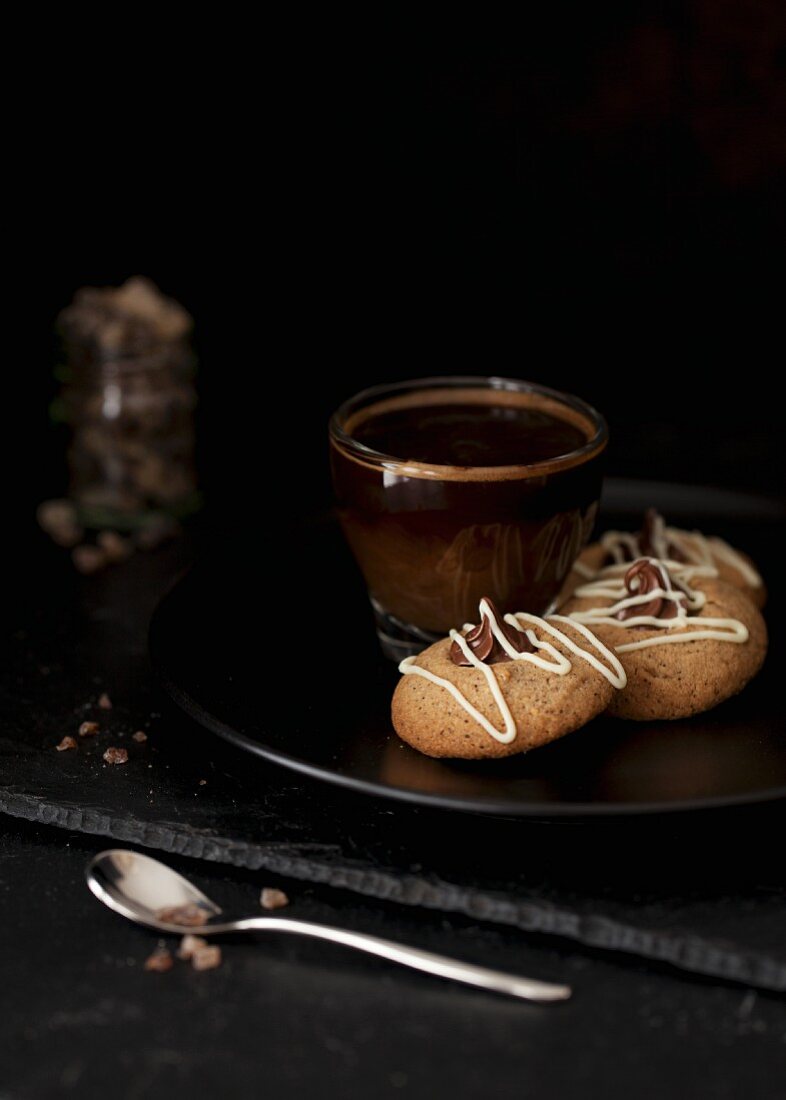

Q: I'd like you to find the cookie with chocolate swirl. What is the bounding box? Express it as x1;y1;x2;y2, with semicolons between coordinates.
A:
561;559;767;721
558;509;766;609
391;598;624;758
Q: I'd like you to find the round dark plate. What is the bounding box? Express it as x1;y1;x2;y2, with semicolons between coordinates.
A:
150;480;786;817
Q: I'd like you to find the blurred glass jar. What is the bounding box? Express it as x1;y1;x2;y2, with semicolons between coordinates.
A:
56;278;199;529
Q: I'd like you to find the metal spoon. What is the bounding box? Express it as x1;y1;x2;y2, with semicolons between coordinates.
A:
86;849;571;1003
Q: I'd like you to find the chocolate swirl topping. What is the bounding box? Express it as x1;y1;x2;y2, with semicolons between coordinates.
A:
637;509;660;558
615;559;687;622
640;508;687;562
450;598;534;666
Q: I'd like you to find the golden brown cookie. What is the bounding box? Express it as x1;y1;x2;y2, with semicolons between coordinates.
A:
391;604;623;759
562;566;767;721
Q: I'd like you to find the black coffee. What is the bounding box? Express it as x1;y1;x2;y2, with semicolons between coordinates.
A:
331;387;605;636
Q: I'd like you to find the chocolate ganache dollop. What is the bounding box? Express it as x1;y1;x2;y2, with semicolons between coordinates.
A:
450;598;534;666
637;508;686;561
606;508;688;564
615;559;687;622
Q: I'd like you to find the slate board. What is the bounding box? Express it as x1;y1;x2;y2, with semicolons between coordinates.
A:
2;492;785;994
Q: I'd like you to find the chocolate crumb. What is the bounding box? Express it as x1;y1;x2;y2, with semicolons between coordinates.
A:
156;904;209;927
37;499;75;528
191;945;222;971
134;514;181;551
177;934;208;960
36;499;83;548
97;692;113;710
79;721;100;737
103;746;128;765
56;736;78;752
132;730;148;743
144;948;174;972
96;531;132;563
260;888;289;911
72;544;107;575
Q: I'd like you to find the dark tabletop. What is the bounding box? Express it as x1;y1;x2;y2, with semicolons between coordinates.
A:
4;814;785;1100
2;522;786;1100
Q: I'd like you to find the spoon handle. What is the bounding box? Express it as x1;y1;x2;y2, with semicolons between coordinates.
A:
228;917;570;1002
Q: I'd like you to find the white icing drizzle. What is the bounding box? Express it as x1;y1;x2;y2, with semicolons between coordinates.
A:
599;515;762;588
524;613;627;688
614;621;748;653
568;558;749;652
600;530;641;562
706;536;762;587
572;560;597;579
398;598;626;745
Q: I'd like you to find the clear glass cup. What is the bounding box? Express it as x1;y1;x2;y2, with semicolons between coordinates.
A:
330;377;607;660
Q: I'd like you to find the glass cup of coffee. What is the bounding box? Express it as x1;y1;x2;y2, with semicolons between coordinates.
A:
329;377;607;660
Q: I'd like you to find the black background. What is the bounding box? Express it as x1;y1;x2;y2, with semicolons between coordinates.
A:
5;10;786;1096
19;2;786;527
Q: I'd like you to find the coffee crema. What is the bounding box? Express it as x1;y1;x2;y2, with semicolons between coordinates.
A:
331;384;606;640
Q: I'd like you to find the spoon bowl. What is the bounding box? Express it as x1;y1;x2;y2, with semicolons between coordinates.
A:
87;849;223;932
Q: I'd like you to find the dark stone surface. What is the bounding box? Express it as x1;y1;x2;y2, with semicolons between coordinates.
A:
2;506;785;1096
3;818;786;1100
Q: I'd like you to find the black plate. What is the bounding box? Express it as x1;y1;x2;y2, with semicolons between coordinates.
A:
150;480;786;817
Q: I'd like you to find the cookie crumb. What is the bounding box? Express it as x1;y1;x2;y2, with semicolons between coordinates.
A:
156;904;209;927
198;779;207;786
144;948;174;972
103;747;128;765
177;934;208;960
56;736;77;752
72;544;107;575
132;730;148;743
97;692;113;710
191;945;222;971
79;721;100;737
260;888;289;911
